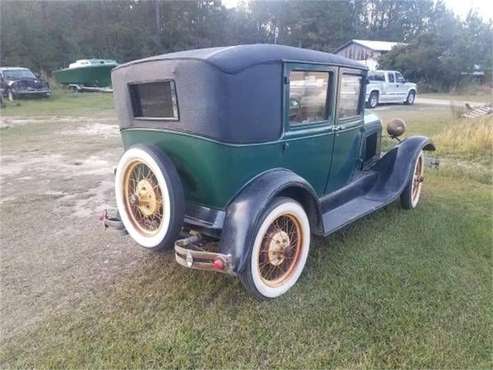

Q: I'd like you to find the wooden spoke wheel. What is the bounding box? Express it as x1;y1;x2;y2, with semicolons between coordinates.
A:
240;197;311;299
411;153;424;205
401;151;425;209
123;161;164;236
258;214;303;287
115;146;184;250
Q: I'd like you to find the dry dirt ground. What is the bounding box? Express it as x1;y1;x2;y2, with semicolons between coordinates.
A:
0;113;156;341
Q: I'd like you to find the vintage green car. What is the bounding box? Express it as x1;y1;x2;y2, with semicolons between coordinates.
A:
106;44;434;299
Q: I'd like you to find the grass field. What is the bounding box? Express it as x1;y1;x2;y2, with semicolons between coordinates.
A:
1;91;492;368
1;87;114;116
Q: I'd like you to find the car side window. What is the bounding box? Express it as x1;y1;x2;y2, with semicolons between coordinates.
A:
388;72;395;83
369;72;385;81
338;74;362;119
396;72;405;83
288;70;329;125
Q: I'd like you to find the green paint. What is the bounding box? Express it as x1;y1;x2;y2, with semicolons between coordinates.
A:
53;64;116;87
121;128;340;210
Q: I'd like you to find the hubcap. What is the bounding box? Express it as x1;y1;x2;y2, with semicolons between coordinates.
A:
267;230;290;266
258;214;302;287
123;161;164;236
134;179;159;216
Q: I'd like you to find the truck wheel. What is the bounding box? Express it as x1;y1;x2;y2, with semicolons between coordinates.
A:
115;145;185;251
7;89;16;102
400;151;424;209
405;91;416;105
368;91;379;108
239;197;310;299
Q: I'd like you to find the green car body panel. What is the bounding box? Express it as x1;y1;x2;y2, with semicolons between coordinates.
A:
120;113;374;211
121;128;332;210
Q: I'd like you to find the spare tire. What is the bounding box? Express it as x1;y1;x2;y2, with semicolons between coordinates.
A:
115;145;185;251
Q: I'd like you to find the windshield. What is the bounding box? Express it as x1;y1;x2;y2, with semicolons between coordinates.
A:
3;69;36;80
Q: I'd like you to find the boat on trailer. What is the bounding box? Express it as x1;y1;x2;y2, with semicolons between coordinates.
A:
53;59;118;92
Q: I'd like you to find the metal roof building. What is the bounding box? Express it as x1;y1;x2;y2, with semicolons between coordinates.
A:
334;39;406;70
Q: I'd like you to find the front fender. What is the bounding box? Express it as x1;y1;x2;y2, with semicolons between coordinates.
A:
373;136;435;194
219;169;320;273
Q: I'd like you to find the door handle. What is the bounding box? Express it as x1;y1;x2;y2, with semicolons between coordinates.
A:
334;126;343;131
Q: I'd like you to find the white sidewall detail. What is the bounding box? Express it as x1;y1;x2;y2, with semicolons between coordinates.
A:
115;147;172;248
411;151;424;208
250;201;310;298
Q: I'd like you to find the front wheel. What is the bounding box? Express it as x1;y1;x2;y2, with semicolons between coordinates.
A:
400;151;424;209
7;89;16;102
115;145;185;251
239;197;311;299
405;91;416;105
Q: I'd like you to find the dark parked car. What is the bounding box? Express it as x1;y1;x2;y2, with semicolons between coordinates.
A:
0;67;51;101
104;44;435;299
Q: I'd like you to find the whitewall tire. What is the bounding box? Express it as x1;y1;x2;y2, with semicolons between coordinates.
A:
240;197;311;299
400;151;424;209
115;145;184;250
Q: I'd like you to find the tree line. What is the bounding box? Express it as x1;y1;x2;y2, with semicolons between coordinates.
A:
1;0;491;90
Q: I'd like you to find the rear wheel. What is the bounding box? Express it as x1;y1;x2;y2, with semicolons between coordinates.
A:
400;151;424;209
368;91;379;108
115;145;184;250
239;197;310;299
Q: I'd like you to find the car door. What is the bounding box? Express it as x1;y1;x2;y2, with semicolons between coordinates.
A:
281;63;337;196
325;68;365;193
395;71;408;101
385;71;399;102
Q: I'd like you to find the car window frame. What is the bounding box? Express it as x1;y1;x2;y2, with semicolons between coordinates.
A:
127;79;180;122
283;63;336;135
395;71;405;83
336;68;366;123
387;72;395;83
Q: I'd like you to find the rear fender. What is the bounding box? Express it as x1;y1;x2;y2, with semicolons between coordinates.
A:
219;169;321;273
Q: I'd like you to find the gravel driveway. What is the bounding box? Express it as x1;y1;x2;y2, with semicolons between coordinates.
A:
0;114;153;341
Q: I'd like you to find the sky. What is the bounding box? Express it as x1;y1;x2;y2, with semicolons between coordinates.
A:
221;0;493;21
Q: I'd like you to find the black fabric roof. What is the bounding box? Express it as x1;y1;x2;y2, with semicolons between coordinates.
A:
115;44;366;74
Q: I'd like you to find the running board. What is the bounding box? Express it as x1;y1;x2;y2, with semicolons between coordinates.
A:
322;191;397;236
320;170;398;236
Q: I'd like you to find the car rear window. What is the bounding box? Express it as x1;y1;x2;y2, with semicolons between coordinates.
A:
129;80;179;120
368;72;385;81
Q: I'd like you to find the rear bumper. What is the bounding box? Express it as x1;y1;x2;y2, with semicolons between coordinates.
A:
101;207;234;274
175;233;234;275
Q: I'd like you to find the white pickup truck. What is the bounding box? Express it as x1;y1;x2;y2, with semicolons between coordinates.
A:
365;70;417;108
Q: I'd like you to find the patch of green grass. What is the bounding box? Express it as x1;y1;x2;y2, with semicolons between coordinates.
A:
0;88;114;116
378;107;493;184
1;172;491;369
